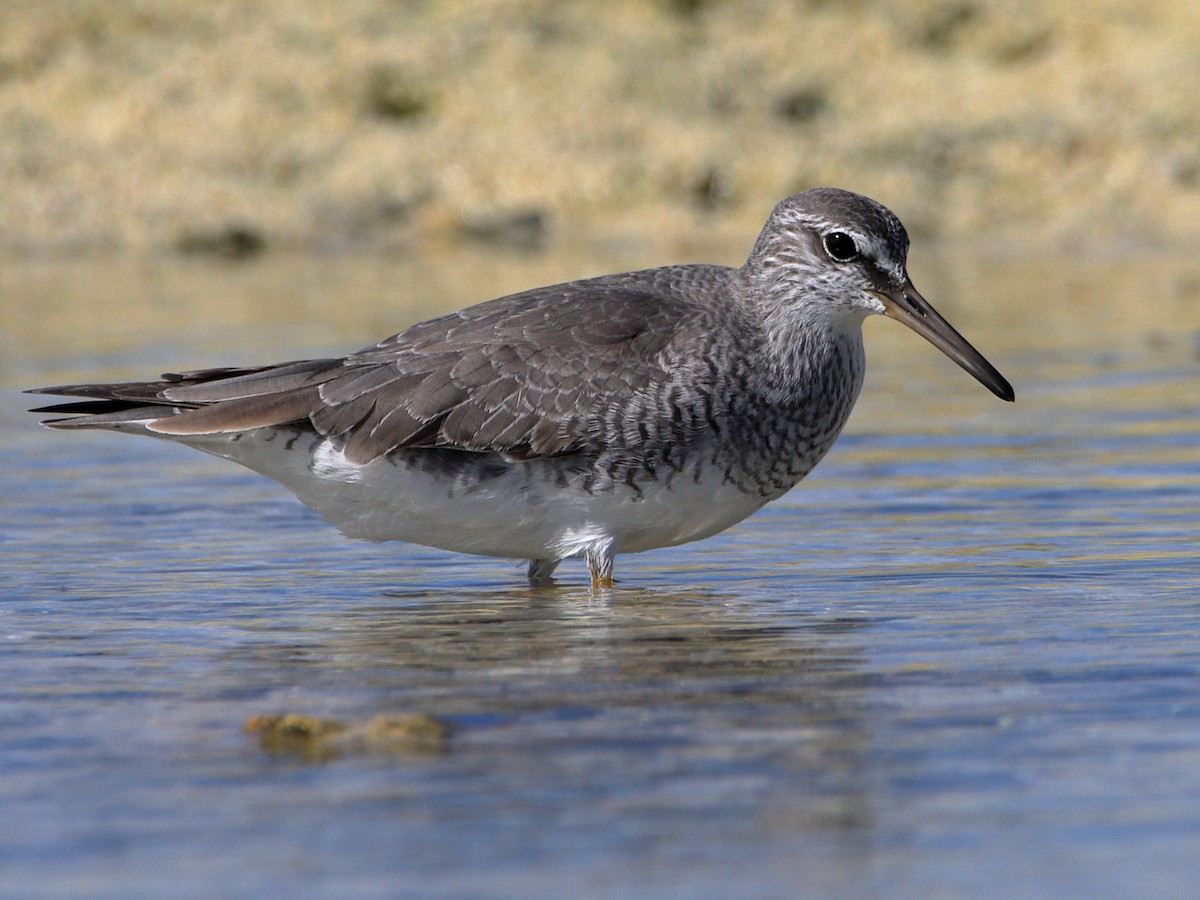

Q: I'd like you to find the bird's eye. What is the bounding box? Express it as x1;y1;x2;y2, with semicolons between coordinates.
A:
822;231;858;262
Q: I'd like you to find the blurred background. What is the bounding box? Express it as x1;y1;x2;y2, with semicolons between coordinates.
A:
3;0;1199;258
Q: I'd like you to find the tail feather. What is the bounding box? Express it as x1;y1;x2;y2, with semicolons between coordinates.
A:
28;399;144;416
26;361;338;434
37;405;184;430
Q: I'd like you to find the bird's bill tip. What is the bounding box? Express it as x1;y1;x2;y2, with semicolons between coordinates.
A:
871;284;1015;402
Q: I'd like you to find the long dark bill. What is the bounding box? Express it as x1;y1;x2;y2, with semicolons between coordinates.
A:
870;281;1015;402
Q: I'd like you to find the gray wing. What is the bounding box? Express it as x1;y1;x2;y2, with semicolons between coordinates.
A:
30;266;736;465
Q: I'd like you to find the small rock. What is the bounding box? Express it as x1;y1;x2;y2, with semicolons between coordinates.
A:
914;2;979;50
774;87;828;124
665;0;707;18
459;207;549;250
244;714;347;762
1164;153;1200;189
691;167;735;210
245;712;453;762
364;66;432;122
176;224;266;259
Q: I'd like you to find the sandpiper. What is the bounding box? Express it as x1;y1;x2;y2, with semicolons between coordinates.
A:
29;188;1013;588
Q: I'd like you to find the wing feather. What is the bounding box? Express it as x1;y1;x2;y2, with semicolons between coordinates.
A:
29;265;738;462
149;386;324;435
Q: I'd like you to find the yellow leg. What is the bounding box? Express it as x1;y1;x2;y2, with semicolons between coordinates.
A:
590;569;614;590
586;544;615;590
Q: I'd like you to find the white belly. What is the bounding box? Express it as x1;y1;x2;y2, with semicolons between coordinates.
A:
186;428;771;562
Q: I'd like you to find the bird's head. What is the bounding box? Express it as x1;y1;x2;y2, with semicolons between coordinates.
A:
745;188;1014;402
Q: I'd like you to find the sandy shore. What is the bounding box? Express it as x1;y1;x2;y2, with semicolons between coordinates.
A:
2;1;1198;255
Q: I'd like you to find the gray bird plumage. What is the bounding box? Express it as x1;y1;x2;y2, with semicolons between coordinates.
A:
29;188;1013;588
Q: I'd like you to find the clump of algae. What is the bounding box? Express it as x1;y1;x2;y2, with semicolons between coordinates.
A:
244;712;452;762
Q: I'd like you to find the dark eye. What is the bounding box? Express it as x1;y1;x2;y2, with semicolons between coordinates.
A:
822;231;858;262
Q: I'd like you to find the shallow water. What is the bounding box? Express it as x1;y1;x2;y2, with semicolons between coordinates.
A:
2;247;1199;897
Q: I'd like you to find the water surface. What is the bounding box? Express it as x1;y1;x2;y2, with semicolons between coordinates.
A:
2;248;1199;897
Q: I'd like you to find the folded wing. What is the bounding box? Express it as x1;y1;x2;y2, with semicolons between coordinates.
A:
29;268;728;465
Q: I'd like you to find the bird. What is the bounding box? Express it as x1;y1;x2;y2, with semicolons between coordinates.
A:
28;188;1013;589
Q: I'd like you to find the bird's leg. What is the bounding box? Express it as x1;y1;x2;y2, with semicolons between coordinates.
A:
585;543;615;590
527;558;560;586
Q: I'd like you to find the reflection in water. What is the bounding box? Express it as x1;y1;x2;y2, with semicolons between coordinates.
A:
336;585;872;686
385;590;877;843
